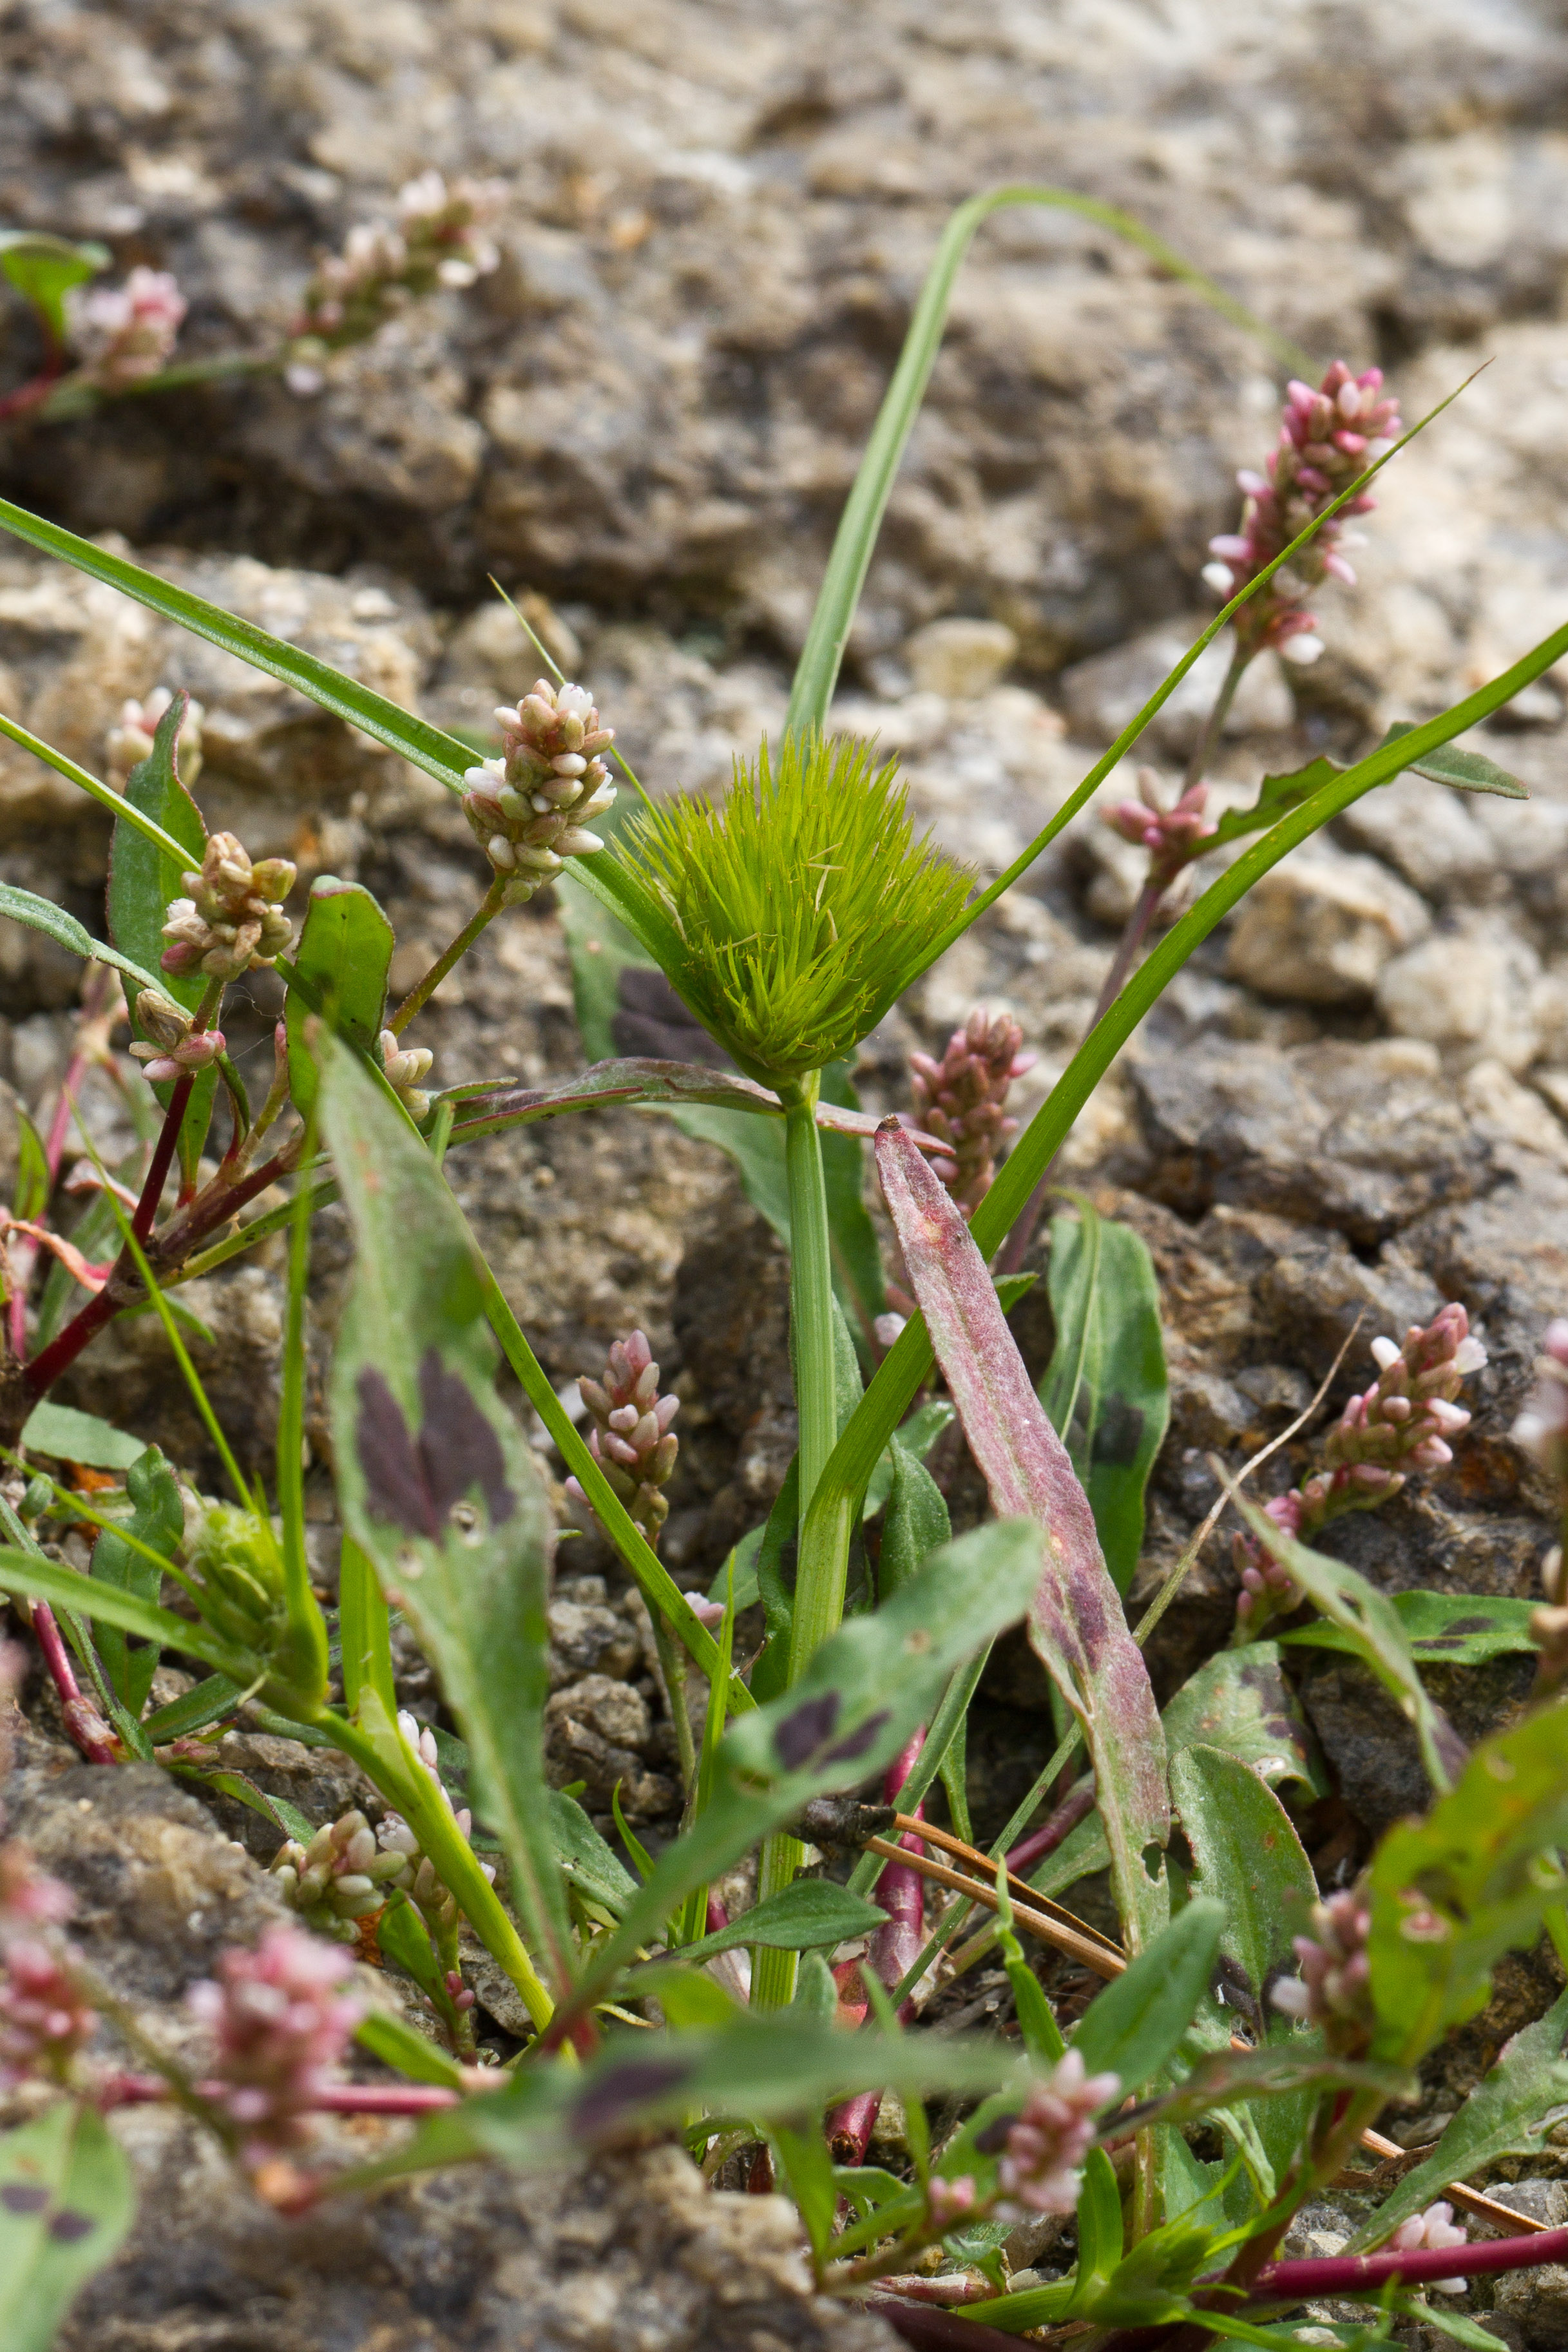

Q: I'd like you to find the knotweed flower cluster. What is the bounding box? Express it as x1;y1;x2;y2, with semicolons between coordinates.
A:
566;1330;680;1544
288;171;505;388
617;731;970;1084
161;834;296;982
1203;363;1402;663
375;1713;496;1941
1390;2203;1469;2291
269;1810;407;1944
461;682;616;903
0;1840;92;2089
106;685;206;789
1236;1307;1485;1627
188;1924;363;2166
1513;1321;1568;1493
1104;769;1218;894
995;2051;1120;2219
66;267;186;390
379;1029;435;1122
909;1009;1035;1219
128;989;225;1085
1271;1888;1372;2051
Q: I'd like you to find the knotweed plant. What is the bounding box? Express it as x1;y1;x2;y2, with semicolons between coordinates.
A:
0;180;1565;2352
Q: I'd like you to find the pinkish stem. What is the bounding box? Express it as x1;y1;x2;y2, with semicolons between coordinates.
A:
705;1895;729;1936
98;2074;463;2116
1006;1777;1098;1877
1253;2224;1568;2302
828;1732;926;2164
30;1603;117;1766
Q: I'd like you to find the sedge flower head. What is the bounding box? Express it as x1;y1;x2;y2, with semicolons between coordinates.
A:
613;729;971;1085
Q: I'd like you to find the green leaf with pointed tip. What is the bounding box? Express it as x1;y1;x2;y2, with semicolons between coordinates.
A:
12;1108;48;1225
1388;720;1528;800
1348;1982;1568;2251
1232;1491;1466;1795
1368;1701;1568;2068
573;1516;1044;2013
1160;1643;1330;1802
0;2098;133;2352
1071;1898;1227;2093
0;495;477;793
21;1402;148;1473
90;1444;181;1716
550;1788;638;1918
0;230;110;339
0;883;164;1004
376;1888;448;2008
353;2009;466;2089
106;694;216;1180
1170;1743;1319;2196
878;1431;951;1600
1039;1205;1169;1596
139;1671;243;1745
319;1033;574;1996
672;1879;887;1962
1281;1588;1540;1667
0;1546;256;1683
284;875;395;1116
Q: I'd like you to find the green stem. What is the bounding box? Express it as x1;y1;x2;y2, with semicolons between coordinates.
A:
651;1607;698;1795
321;1702;557;2036
754;1077;837;2012
388;877;507;1035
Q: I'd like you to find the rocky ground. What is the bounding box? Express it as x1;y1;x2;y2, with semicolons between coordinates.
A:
1;0;1568;2339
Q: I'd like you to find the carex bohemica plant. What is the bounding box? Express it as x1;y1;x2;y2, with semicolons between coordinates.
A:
3;171;1568;2352
613;728;970;1087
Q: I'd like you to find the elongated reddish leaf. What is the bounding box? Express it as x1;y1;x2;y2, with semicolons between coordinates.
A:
874;1122;1169;1950
443;1058;943;1151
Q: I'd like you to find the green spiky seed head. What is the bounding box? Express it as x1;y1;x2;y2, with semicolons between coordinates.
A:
610;731;971;1085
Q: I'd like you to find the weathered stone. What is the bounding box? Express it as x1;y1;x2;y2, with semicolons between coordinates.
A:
903;616;1018;700
1056;624;1294;760
54;2128;898;2352
1377;921;1545;1073
1226;850;1431;1006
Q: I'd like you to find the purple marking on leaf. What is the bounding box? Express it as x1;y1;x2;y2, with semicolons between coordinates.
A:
0;2185;50;2214
972;2111;1020;2156
357;1368;442;1539
571;2056;696;2142
418;1349;515;1526
46;2209;94;2243
356;1352;515;1540
822;1711;891;1768
874;1123;1169;1936
773;1691;843;1770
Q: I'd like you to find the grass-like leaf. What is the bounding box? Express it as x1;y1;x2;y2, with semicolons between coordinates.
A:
0;494;476;791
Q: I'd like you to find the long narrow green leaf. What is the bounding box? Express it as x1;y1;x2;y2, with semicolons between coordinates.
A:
0;708;189;863
0;1545;255;1680
0;881;163;999
785;186;1307;736
0;495;477;792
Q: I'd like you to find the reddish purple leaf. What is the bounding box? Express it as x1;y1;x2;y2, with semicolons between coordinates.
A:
874;1122;1169;1949
444;1058;944;1152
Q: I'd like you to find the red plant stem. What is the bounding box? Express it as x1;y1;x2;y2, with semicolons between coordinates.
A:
1006;1777;1098;1878
21;1138;300;1409
132;1073;195;1241
97;2073;463;2115
29;1603;117;1766
1252;2224;1568;2300
872;2299;1032;2352
828;1733;926;2165
705;1894;729;1936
